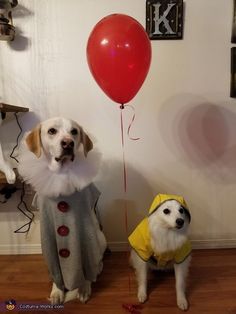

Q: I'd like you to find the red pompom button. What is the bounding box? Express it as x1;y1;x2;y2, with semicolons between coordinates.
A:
57;201;69;212
57;225;69;236
59;248;70;258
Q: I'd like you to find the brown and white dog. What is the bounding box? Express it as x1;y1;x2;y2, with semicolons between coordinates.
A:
18;117;101;197
18;117;107;304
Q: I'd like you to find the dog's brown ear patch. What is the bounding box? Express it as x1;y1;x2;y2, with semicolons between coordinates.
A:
80;127;93;157
25;125;42;158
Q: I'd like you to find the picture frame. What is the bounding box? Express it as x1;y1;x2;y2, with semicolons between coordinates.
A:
230;47;236;98
232;0;236;43
146;0;184;40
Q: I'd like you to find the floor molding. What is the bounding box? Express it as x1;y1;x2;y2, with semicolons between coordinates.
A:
1;239;236;254
191;239;236;249
108;239;236;252
0;244;42;255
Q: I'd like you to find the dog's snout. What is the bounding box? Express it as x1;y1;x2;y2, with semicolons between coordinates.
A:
176;218;184;228
61;139;74;149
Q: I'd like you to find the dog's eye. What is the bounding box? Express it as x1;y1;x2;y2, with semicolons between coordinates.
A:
179;207;184;214
48;128;57;135
163;208;170;215
71;128;78;135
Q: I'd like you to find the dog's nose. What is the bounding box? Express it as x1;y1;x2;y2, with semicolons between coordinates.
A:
176;218;184;228
61;139;74;149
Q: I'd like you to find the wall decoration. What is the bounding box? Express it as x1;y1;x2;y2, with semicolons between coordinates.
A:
0;0;18;41
146;0;184;40
232;0;236;43
230;47;236;98
231;2;236;97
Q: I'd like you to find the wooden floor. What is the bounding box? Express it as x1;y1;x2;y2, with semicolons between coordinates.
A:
0;249;236;313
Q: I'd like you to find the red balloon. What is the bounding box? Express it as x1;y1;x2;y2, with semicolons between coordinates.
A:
87;14;152;105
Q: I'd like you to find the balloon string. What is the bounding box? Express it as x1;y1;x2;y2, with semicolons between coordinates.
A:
120;106;127;193
120;105;131;292
120;104;140;141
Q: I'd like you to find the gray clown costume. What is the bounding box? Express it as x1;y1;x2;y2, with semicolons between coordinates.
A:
34;183;105;291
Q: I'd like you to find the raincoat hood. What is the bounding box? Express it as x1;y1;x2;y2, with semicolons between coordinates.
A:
148;193;191;222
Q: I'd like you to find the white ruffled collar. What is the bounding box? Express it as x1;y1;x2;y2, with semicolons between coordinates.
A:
18;141;101;198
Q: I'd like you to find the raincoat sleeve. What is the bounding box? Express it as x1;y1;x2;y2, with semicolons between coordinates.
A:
128;219;153;262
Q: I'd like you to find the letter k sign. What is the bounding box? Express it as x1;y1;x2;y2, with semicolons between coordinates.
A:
153;3;176;35
146;0;184;40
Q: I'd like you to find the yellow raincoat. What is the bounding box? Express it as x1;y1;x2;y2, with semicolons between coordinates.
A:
128;194;191;267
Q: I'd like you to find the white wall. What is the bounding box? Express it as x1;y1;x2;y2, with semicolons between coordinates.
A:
0;0;235;253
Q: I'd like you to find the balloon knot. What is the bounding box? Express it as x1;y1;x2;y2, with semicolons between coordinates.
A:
120;104;125;109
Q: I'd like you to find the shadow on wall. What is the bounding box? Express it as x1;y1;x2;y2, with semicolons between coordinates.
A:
8;26;31;51
0;112;40;148
0;112;40;174
157;94;236;184
18;111;41;133
96;159;154;242
7;3;33;51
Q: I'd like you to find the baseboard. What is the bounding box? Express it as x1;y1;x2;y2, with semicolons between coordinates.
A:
0;244;42;255
191;239;236;249
1;239;236;255
108;239;236;252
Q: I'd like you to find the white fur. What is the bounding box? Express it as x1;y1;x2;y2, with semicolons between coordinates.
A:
50;281;93;304
0;116;16;184
130;200;191;311
49;283;64;305
18;117;105;304
149;200;189;254
64;280;92;304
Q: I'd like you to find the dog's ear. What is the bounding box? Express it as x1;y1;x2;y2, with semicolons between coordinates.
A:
79;127;93;157
25;125;42;158
184;208;191;223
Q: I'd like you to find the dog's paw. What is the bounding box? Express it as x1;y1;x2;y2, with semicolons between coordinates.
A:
78;281;91;304
78;292;90;304
137;290;147;303
5;168;16;184
64;289;78;303
177;297;188;311
98;261;103;274
49;284;64;305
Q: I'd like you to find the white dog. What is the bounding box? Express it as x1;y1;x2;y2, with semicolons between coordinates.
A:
129;194;191;311
18;117;107;304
